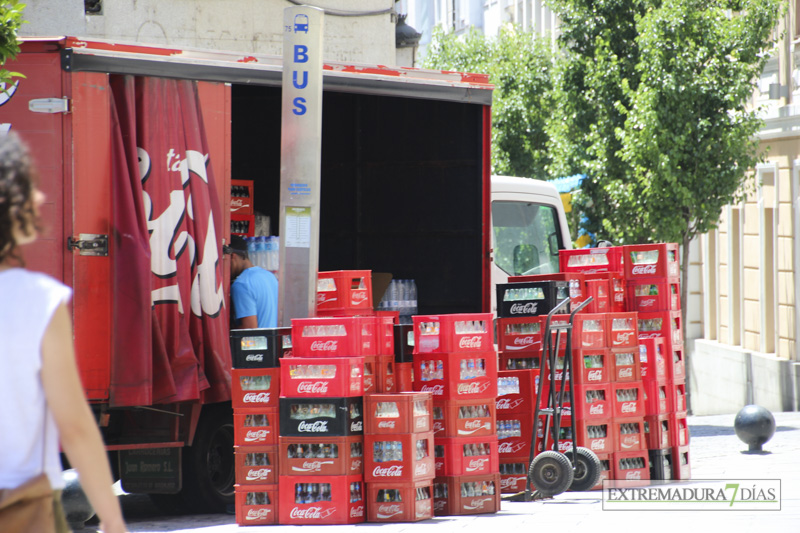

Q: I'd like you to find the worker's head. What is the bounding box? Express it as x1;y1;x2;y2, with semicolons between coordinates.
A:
0;132;45;265
224;235;251;277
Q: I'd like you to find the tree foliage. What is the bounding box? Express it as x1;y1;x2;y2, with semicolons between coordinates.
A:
0;1;26;89
423;25;554;179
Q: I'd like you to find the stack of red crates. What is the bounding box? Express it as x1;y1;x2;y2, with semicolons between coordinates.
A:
230;179;255;237
363;392;435;522
410;313;501;516
496;369;538;493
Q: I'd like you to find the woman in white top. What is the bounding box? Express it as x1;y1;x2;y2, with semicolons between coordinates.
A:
0;133;127;533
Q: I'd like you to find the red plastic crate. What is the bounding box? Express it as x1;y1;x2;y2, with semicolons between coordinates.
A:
230;179;254;214
316;270;373;313
606;313;639;348
576;418;616;455
624;243;680;280
364;432;435;482
644;414;671;449
591;454;612;491
672;445;691;480
611;382;646;418
232;368;280;409
668;345;686;382
434;436;499;477
278;397;364;438
559;247;625;274
234;408;279;446
278;436;363;476
496;316;544;353
627;277;680;312
572;383;612;420
235;445;278;485
639;338;667;382
235;484;278;526
365;392;433;435
364;355;395;394
231;213;255;237
432;474;501;516
395;362;413;392
585;272;626;312
498;352;541;371
499;459;528;493
432;399;497;438
572;348;610;385
291;316;376;357
670;380;687;413
609;347;641;383
584;279;610;313
611;418;646;452
496;369;537;414
669;412;690;447
413;313;493;354
644;379;670;416
280;356;364;398
278;475;365;525
550;313;607;349
366;480;433;522
508;272;586;309
374;313;395;356
497;413;534;459
412;351;498;400
637;310;682;346
611;450;650;484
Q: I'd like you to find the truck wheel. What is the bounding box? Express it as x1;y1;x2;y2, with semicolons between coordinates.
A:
179;404;235;513
565;447;602;492
528;451;574;497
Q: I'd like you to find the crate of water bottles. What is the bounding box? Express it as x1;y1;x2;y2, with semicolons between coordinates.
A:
495;370;536;415
496;281;570;318
315;270;373;316
364;392;433;435
432;400;496;438
291;316;376;357
235;484;278;526
432;473;500;516
433;436;499;477
366;481;433;522
413;351;498;400
496;413;533;459
363;432;435;483
278;436;364;476
412;313;493;354
495;316;544;353
278;475;365;525
377;279;419;325
241;235;279;271
279;357;364;398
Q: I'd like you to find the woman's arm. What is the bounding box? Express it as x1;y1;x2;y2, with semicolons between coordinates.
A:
41;303;127;533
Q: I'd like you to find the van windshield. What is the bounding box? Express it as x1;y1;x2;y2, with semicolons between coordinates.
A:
492;201;561;276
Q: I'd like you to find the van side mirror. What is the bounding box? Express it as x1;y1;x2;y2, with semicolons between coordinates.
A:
548;232;560;256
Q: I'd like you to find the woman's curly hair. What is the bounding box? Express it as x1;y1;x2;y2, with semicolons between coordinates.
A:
0;133;39;264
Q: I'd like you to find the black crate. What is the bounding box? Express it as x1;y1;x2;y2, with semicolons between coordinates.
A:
231;327;292;369
496;281;570;318
648;448;673;481
279;396;364;437
394;324;414;363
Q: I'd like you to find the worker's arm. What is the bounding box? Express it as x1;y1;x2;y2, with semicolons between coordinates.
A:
239;315;258;329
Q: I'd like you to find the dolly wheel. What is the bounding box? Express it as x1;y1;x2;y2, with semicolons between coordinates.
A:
566;447;603;492
528;451;574;497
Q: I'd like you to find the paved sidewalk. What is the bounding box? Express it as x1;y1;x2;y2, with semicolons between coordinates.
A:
94;411;800;532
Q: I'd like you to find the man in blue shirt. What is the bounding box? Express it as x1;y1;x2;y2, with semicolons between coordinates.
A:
224;235;278;328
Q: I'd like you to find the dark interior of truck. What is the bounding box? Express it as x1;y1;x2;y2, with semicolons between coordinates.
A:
231;85;486;315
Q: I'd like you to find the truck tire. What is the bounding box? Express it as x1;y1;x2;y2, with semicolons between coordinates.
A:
178;403;235;513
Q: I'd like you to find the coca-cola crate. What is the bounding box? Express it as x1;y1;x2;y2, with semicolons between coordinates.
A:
393;323;414;363
644;379;670;416
235;483;278;526
611;382;646;418
624;243;680;280
606;313;639;349
670;380;687;413
234;408;279;446
611;450;650;484
395;362;413;392
572;383;612;420
432;474;501;516
496;369;537;415
366;480;433;522
279;397;364;437
572;348;610;385
609;347;641;382
559;247;625;274
591;453;613;490
499;459;528;493
575;418;616;455
278;435;364;476
496;281;570;318
672;444;691;480
626;277;680;312
434;436;499;477
374;313;396;357
232;368;280;409
669;412;690;447
639;337;667;382
648;448;673;481
413;313;493;354
235;445;278;485
585;272;626;312
550;313;607;349
412;351;498;400
278;474;365;525
364;431;435;482
508;272;586;309
644;414;671;449
364;392;433;435
499;351;541;371
231;213;255;237
611;417;645;452
534;415;574;454
638;310;682;346
364;355;395;394
291;316;376;357
230;179;254;215
432;400;497;438
316;270;373;313
668;345;686;382
584;279;610;313
280;356;364;398
496;316;544;353
497;413;534;459
231;327;290;368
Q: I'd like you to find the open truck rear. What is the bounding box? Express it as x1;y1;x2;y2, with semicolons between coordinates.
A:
1;36;496;511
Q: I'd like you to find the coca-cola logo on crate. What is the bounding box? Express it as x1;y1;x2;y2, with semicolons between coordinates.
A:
378;420;396;429
498;441;525;454
496;398;524;411
373;465;403;477
613;332;635;345
291;461;334;473
350;505;364;518
297;381;330;394
463;497;493;511
245;429;269;442
351;291;368;305
245;353;264;362
463;420;485;431
415;462;430;476
510;302;538;315
589;404;604;415
246;468;272;481
289;506;335;520
310;340;338;352
591;439;606;451
618;367;633;378
458;336;483;349
457;382;490;395
511;336;536;349
243;392;270;404
500;476;524;489
416;500;432;519
350;421;363;432
640;298;656;308
621;402;637;414
626;470;642;480
377;504;403;519
587;370;603;381
298;420;329;433
420;384;444;395
246;508;271;520
631;264;657;275
466;458;488;472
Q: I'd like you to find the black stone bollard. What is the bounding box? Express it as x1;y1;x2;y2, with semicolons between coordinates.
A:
734;405;776;452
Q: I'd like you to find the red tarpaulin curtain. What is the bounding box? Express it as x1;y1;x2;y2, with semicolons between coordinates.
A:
109;75;231;407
